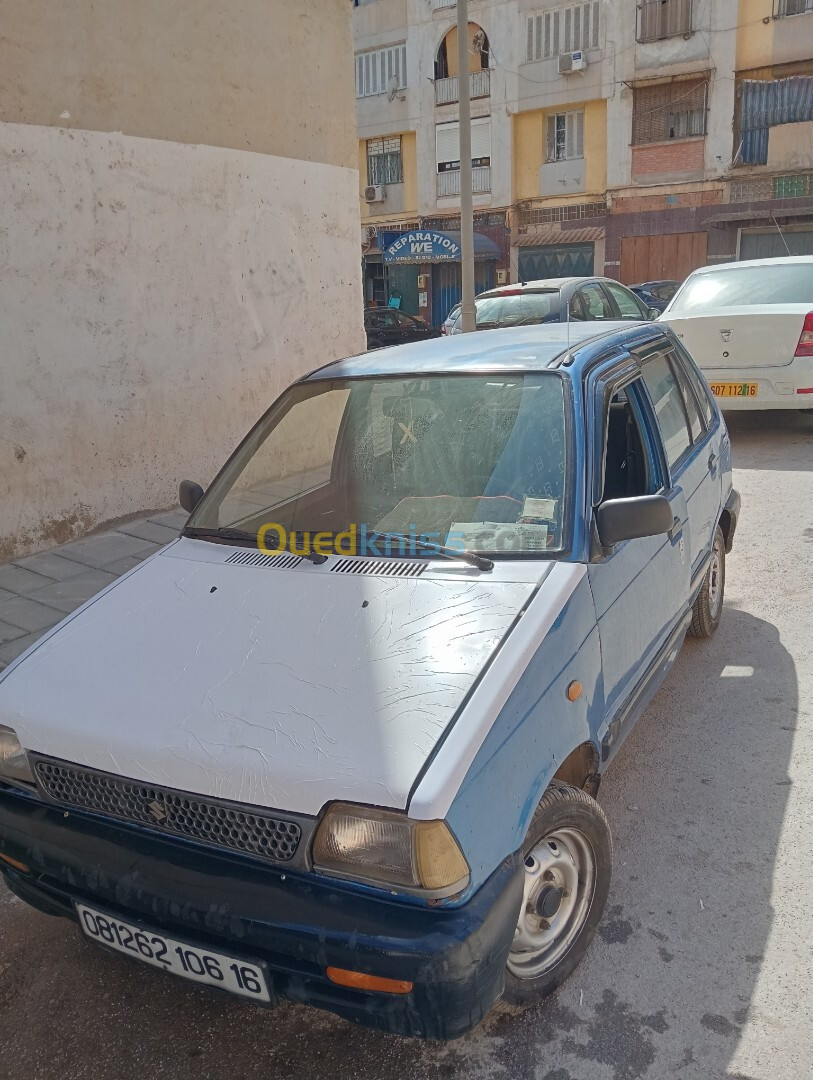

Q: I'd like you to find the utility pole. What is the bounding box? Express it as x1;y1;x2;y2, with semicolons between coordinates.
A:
456;0;476;333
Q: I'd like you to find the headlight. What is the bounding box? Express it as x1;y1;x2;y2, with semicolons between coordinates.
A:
0;726;35;786
312;803;469;896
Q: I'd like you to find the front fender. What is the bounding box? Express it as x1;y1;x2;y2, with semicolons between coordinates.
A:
443;574;603;894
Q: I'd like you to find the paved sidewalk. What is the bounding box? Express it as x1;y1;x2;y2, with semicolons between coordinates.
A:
0;508;187;670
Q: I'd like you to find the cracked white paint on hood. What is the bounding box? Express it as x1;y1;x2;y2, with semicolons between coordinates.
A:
0;541;542;816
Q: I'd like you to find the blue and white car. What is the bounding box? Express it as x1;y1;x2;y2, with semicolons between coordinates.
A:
0;322;739;1039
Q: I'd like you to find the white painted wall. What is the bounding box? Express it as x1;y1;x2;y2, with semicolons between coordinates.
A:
0;122;365;559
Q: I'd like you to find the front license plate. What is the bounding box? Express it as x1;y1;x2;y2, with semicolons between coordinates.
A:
709;382;758;398
76;903;272;1002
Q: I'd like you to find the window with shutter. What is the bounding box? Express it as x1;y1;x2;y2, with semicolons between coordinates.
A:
525;3;600;61
436;119;492;171
354;44;407;98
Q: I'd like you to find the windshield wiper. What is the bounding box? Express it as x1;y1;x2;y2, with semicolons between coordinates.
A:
373;532;493;572
183;526;327;563
183;526;258;546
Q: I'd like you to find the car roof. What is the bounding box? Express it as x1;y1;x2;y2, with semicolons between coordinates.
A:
478;277;593;295
631;280;678;289
305;322;665;380
684;255;813;277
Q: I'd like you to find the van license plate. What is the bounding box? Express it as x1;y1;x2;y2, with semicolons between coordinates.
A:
709;382;758;398
76;903;272;1002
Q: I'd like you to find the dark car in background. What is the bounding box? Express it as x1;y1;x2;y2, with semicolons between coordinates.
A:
445;277;658;333
364;308;441;350
629;280;680;314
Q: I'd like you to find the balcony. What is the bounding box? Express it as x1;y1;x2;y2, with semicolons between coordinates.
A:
437;166;491;197
435;69;490;106
729;171;813;201
432;0;456;9
637;0;692;42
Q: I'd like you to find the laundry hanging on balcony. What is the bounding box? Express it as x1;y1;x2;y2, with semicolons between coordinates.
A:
738;76;813;164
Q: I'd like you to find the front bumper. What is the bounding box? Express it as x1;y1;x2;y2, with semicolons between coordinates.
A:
0;784;523;1039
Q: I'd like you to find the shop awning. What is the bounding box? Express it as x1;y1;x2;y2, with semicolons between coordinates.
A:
515;226;604;248
381;229;501;263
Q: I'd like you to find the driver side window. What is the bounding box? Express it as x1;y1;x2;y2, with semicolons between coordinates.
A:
600;382;657;503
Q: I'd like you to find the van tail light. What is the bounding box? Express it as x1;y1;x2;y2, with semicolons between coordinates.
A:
794;312;813;357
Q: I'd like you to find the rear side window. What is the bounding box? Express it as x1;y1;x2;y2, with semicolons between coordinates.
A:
640;355;692;471
574;283;613;320
668;352;704;441
673;346;715;428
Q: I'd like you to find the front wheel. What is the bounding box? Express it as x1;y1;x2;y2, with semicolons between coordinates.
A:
689;525;725;638
498;782;612;1011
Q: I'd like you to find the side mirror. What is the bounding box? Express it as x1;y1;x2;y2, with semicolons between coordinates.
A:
179;480;205;515
596;495;674;547
647;307;660;321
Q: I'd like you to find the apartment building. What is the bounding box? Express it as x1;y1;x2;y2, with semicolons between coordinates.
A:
353;0;813;324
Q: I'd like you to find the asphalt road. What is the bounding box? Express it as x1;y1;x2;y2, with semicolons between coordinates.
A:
1;409;811;1080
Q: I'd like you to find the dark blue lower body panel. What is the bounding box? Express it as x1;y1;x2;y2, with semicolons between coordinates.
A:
0;786;523;1039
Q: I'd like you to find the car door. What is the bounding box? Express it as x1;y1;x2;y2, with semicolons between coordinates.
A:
639;349;719;586
586;358;690;761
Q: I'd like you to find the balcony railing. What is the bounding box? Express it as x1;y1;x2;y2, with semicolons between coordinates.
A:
730;172;813;201
437;166;491;197
435;69;491;106
637;0;692;41
432;0;456;9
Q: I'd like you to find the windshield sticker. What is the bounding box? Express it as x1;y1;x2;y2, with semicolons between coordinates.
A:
520;497;558;522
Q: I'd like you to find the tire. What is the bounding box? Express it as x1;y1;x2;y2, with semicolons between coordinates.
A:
689;525;725;639
499;782;612;1010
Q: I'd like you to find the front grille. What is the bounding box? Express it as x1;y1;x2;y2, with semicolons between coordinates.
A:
34;759;302;863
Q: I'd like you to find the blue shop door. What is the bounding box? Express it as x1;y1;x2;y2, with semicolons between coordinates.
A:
385;264;420;316
431;262;496;328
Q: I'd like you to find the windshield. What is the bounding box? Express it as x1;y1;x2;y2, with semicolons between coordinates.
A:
669;263;813;313
475;291;560;328
188;373;570;557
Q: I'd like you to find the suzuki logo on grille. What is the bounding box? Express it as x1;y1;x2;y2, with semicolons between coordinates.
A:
147;800;168;822
720;329;733;342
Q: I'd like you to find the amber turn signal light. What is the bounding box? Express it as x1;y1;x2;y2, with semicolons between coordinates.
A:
326;967;413;995
0;852;30;873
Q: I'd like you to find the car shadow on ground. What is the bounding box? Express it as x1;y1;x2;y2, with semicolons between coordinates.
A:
725;410;813;472
0;606;796;1080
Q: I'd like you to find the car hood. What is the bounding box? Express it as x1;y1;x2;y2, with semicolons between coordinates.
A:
0;540;543;817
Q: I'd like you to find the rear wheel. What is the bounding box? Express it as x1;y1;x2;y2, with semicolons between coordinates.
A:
689;525;725;638
498;782;612;1011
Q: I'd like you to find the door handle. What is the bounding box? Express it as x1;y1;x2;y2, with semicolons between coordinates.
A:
668;515;682;540
708;451;717;473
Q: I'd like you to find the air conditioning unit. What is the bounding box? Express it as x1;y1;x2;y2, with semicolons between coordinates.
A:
364;185;386;203
558;51;587;74
496;269;508;285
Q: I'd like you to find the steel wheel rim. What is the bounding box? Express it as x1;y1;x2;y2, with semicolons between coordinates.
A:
708;537;723;619
507;826;596;980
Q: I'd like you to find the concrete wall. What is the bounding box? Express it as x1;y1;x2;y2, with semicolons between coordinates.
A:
0;0;364;560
